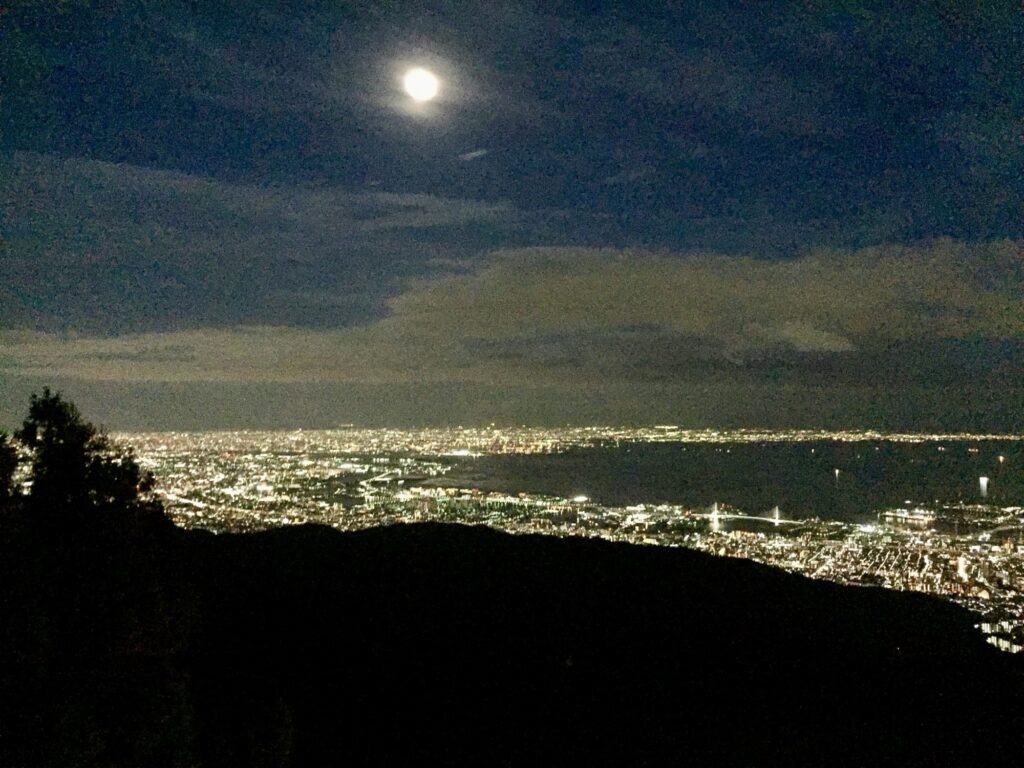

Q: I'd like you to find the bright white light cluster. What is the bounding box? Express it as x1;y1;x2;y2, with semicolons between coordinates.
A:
403;68;439;102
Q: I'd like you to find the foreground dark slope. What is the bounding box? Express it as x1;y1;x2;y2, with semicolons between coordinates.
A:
2;516;1023;766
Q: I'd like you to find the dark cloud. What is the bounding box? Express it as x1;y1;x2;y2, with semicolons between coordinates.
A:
0;152;520;333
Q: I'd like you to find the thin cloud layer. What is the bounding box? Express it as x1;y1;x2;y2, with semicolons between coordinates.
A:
5;1;1022;245
5;241;1021;388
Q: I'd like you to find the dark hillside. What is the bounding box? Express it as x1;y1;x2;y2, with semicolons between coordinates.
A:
2;516;1022;766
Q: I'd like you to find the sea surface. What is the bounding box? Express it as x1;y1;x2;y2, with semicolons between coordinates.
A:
433;440;1024;521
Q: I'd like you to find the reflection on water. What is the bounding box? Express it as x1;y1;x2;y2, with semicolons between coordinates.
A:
431;441;1024;522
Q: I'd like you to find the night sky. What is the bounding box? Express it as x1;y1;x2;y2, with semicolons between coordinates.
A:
2;1;1023;430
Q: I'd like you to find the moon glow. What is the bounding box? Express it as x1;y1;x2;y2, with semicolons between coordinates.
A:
403;68;440;102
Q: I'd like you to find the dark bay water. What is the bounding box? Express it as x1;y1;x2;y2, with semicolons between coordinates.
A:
431;440;1024;522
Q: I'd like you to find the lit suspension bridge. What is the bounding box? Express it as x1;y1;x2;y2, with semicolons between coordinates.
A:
690;504;802;530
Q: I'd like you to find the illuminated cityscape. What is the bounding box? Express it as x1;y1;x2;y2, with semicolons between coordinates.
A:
126;426;1024;654
6;2;1024;762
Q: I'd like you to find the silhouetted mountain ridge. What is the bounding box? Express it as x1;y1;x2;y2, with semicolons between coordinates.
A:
1;512;1022;766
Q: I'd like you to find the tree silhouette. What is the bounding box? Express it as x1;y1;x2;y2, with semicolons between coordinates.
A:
0;432;18;504
14;389;155;514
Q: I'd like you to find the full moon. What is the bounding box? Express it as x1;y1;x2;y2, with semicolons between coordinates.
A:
403;67;440;102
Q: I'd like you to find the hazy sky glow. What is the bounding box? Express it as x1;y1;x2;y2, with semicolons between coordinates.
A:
1;1;1022;429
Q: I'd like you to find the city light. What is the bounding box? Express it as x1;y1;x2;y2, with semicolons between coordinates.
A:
122;426;1024;654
